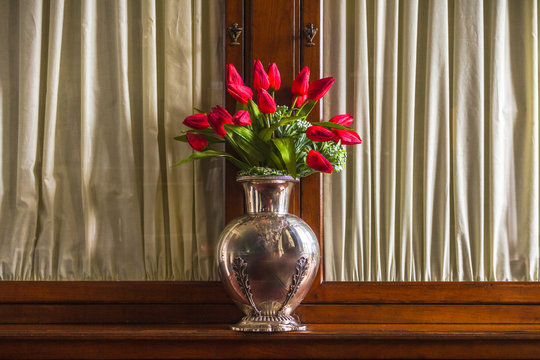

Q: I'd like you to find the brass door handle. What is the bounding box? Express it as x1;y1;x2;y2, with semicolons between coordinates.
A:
303;23;318;47
227;23;243;46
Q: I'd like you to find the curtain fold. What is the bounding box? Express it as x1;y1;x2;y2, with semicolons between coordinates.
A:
0;0;224;280
323;0;539;281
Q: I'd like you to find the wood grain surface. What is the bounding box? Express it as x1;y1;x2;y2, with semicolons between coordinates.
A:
1;324;540;359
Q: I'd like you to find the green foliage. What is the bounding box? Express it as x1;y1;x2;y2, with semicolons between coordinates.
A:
238;167;289;177
271;137;297;178
174;134;224;144
173;149;249;170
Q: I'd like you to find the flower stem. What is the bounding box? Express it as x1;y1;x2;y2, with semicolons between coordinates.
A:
288;96;299;117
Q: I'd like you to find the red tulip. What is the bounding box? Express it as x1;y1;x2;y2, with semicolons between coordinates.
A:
227;84;253;104
186;132;208;151
227;64;243;86
306;126;337;142
253;60;270;91
267;62;281;91
232;110;251;126
208;106;233;137
293;94;307;107
257;89;276;114
306;150;333;173
334;129;362;145
183;113;209;130
330;114;354;127
212;105;233;123
307;77;335;101
292;66;310;96
208;112;226;137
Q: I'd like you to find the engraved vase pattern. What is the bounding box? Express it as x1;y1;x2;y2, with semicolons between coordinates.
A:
217;176;320;332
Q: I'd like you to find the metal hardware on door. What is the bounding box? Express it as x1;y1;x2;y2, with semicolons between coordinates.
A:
227;23;243;46
303;23;318;47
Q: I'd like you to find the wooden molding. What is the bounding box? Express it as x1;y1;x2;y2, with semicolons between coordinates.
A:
1;324;540;359
3;281;540;305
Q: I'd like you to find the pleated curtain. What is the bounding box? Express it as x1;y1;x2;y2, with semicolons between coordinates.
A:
0;0;224;280
323;0;539;281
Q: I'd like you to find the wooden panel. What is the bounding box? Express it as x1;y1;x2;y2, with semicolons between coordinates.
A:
249;0;299;106
7;339;540;360
3;282;540;305
0;282;230;304
3;323;540;340
2;324;540;359
3;303;540;325
307;282;540;304
0;304;241;324
298;304;540;324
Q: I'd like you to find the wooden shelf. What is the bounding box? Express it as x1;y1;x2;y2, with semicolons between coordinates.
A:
1;324;540;359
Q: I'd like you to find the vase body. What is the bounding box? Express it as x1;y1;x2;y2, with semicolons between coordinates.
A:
217;176;320;332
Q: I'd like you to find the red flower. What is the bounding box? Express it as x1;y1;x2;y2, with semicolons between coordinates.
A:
292;66;310;96
306;150;333;173
183;113;209;130
257;89;277;114
227;64;243;86
267;62;281;91
306;126;337;142
212;105;233;123
330;114;354;127
186;132;208;151
227;84;253;104
253;60;270;91
307;77;335;101
232;110;251;126
334;129;362;145
292;94;307;107
208;106;233;137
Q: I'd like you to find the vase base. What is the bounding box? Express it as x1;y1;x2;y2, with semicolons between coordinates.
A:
231;314;306;332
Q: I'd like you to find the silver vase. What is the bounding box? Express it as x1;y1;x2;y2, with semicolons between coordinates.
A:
217;175;320;332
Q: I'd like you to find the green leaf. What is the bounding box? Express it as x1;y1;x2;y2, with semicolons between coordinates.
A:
258;116;304;142
174;134;224;144
224;124;269;164
181;128;216;135
268;151;285;170
297;100;317;118
310;121;354;131
174;135;188;142
193;107;205;114
248;99;261;119
247;99;264;131
271;137;297;177
173;150;249;170
235;102;248;112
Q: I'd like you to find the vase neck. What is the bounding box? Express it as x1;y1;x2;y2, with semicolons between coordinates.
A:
239;176;297;214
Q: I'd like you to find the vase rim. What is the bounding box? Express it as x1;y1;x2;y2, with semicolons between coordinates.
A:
237;175;299;183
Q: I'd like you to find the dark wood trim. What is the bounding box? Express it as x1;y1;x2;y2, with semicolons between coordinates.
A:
2;281;540;305
307;282;540;304
224;0;245;223
0;282;229;304
3;303;540;325
1;324;540;359
300;0;325;293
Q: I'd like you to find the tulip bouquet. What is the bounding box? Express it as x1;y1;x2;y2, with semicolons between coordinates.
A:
175;60;361;177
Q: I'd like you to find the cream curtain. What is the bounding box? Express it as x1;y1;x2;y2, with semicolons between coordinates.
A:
323;0;539;281
0;0;224;280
